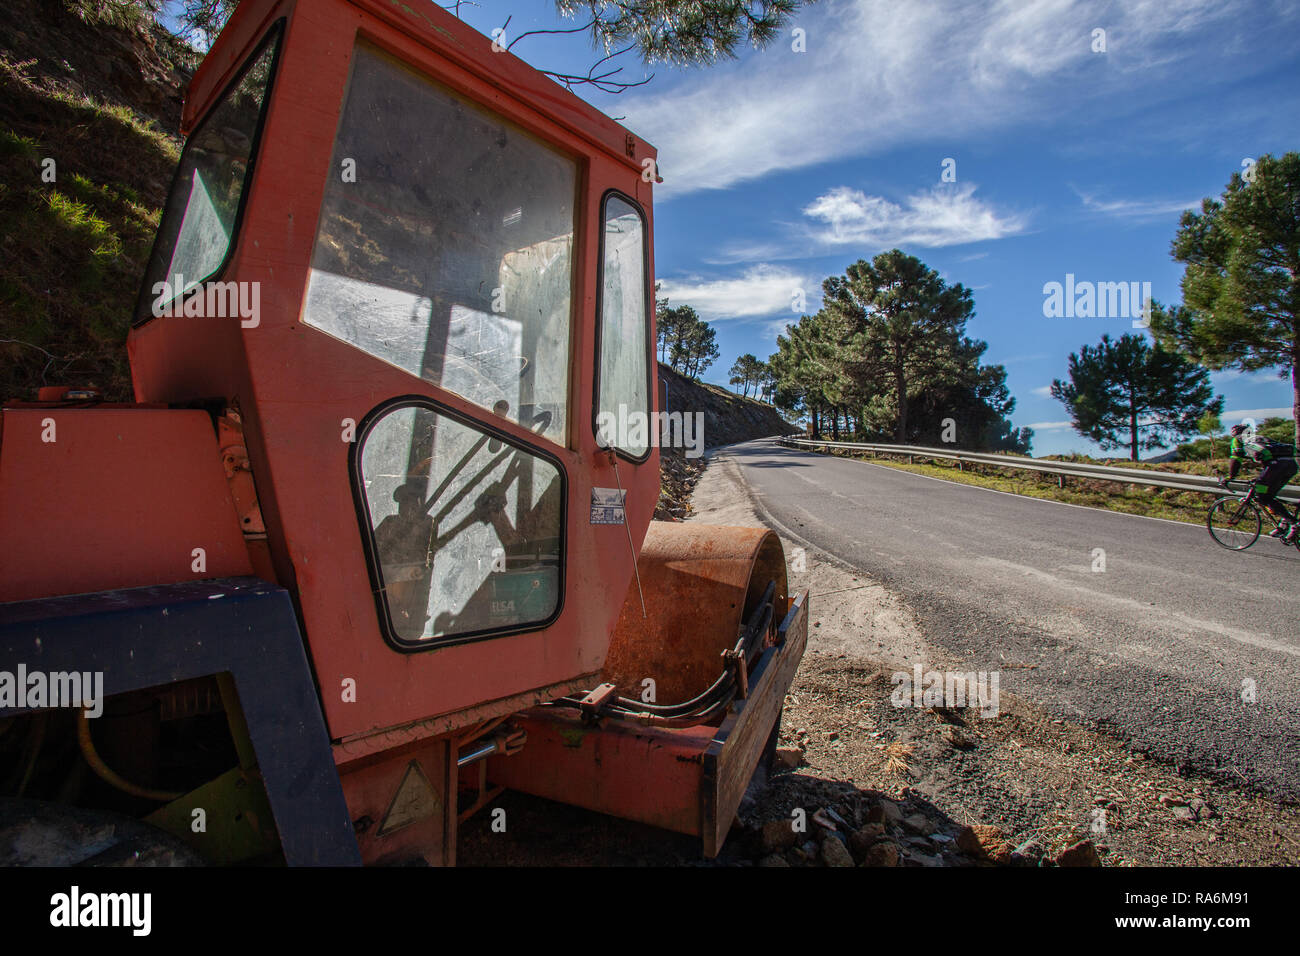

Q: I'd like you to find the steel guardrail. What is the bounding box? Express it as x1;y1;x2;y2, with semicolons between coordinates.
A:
775;436;1300;504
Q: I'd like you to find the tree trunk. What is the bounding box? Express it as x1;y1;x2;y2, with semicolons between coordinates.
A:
1293;352;1300;450
831;411;840;441
895;357;908;443
1127;380;1139;461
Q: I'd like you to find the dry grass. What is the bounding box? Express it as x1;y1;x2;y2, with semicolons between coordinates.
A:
883;741;914;777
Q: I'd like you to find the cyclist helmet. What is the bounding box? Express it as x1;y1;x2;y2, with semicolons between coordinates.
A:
1229;423;1248;436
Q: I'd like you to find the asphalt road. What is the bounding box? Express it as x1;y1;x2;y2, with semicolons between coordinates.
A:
724;439;1300;803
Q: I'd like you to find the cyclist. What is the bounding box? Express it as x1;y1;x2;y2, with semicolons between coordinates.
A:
1220;423;1299;542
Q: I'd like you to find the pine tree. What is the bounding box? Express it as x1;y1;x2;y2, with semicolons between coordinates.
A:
1150;152;1300;448
1050;333;1223;461
821;249;973;443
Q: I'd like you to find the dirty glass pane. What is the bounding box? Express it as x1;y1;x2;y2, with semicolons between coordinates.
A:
137;30;278;321
359;403;562;643
596;195;649;457
304;45;575;445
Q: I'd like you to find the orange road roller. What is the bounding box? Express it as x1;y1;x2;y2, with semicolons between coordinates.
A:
0;0;807;865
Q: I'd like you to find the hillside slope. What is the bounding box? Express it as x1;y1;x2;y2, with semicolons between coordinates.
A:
659;363;794;448
0;0;193;401
655;363;795;519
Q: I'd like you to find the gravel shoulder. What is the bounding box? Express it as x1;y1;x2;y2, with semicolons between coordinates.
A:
696;447;1300;866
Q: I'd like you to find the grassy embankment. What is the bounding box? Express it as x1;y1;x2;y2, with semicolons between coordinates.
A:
818;446;1271;526
0;0;190;401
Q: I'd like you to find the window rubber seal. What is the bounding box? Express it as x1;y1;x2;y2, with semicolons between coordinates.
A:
348;393;568;653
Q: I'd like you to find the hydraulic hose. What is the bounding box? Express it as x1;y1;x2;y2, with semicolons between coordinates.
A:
76;712;182;803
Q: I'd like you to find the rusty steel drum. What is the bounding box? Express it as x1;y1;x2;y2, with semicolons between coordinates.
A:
600;522;788;706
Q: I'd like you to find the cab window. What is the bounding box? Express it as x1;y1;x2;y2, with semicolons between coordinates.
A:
303;44;576;446
135;25;281;322
594;193;650;459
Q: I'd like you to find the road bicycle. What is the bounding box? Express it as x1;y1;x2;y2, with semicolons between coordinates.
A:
1206;479;1300;551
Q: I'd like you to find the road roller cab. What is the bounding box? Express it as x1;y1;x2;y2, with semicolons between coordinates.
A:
0;0;807;866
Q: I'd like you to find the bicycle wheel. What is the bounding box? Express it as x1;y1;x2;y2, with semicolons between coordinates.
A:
1207;496;1261;550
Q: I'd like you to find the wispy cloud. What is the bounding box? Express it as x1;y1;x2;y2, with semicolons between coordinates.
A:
617;0;1251;197
1073;187;1199;220
1028;420;1073;430
1211;368;1291;386
1222;407;1293;421
710;183;1027;264
1030;385;1055;398
801;183;1028;248
658;264;814;321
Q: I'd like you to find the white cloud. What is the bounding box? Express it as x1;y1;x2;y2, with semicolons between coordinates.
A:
615;0;1251;197
801;183;1027;248
658;264;814;321
1073;188;1200;220
1031;385;1054;398
1222;407;1293;422
1211;368;1292;387
1028;420;1074;430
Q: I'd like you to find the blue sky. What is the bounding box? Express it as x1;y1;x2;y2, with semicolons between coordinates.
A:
178;0;1300;456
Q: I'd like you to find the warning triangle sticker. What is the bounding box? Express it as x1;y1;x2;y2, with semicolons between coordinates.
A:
377;759;440;836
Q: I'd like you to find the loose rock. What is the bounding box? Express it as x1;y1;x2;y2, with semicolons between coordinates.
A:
1057;840;1101;867
1011;839;1047;866
848;823;886;859
878;800;904;826
820;836;854;867
861;840;900;867
956;824;1012;862
906;849;945;867
812;808;840;832
903;813;935;835
760;819;797;853
774;746;804;770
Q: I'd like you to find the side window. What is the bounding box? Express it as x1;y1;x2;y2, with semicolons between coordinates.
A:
135;25;281;323
595;193;650;459
355;400;564;648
